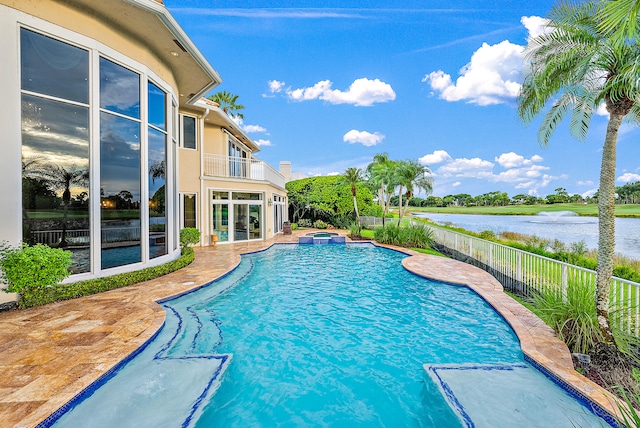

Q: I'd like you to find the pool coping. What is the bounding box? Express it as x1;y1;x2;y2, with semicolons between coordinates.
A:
396;246;624;425
0;231;625;427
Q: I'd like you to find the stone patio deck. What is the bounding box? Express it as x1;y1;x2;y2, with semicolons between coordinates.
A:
0;231;623;427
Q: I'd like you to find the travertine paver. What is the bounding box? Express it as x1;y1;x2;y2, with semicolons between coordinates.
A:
0;233;623;427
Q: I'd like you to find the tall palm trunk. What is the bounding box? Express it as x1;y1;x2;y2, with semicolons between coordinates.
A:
352;187;361;229
397;185;404;226
596;112;622;343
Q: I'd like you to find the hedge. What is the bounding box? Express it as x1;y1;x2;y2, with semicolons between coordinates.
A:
19;247;195;309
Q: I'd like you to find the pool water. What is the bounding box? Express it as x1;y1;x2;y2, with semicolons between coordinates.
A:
51;244;610;427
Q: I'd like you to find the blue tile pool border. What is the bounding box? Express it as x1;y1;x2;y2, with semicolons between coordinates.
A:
523;354;620;427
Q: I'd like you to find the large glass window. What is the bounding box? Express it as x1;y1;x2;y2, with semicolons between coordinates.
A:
148;82;167;259
21;29;89;103
181;115;196;149
100;58;141;269
21;28;175;275
20;29;91;273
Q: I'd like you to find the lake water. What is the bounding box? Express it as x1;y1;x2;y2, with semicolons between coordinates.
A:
412;212;640;260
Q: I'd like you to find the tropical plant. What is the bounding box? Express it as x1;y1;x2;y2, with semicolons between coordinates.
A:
517;1;640;342
395;160;433;226
313;219;327;229
0;242;72;295
531;278;603;354
366;153;397;226
179;227;200;248
207;90;245;119
600;0;640;45
348;222;362;239
46;164;89;247
342;167;363;230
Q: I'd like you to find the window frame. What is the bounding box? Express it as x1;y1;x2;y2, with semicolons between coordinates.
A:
180;114;197;150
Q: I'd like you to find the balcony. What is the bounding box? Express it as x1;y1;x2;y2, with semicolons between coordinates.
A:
203;154;286;189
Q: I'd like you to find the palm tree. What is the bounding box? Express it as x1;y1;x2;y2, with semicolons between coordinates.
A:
367;154;398;227
45;164;89;247
207;90;245;119
395;160;432;226
343;167;363;229
517;1;640;342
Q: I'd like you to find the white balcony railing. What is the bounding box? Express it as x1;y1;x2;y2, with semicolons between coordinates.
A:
203;154;286;189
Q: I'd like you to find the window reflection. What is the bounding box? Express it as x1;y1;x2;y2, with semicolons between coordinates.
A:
149;128;167;258
100;112;141;269
182;115;196;149
100;57;140;119
20;28;90;274
148;82;166;131
21;28;89;104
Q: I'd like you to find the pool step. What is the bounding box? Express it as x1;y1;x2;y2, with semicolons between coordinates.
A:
298;236;346;244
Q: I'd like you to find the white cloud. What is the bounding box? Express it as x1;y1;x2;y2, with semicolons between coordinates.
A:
423;40;524;106
437;157;494;177
618;172;640;183
287;78;396;106
255;139;272;147
422;16;550;107
577;180;594;186
244;124;267;133
343;129;385;146
327;171;341;176
582;188;597;198
268;80;285;93
521;16;550;40
452;181;462;187
429;149;562;195
495;152;543;168
231;116;268;134
495;152;526;168
419;150;452;165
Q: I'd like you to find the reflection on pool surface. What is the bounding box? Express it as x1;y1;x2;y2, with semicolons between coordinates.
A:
52;244;611;427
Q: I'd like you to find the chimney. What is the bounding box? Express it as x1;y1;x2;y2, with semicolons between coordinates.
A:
279;161;291;182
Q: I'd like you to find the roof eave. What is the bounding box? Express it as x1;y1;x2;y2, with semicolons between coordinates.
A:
123;0;222;103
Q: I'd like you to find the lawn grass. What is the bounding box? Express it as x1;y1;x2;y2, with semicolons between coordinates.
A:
406;203;640;218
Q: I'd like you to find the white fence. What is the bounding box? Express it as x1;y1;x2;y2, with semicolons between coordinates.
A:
203;154;286;189
422;223;639;336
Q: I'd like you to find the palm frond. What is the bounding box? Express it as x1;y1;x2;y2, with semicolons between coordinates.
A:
538;94;574;146
599;0;640;44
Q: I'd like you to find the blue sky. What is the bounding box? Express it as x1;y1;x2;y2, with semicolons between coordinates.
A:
168;1;640;198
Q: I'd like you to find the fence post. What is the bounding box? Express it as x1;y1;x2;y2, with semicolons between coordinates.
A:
561;264;568;302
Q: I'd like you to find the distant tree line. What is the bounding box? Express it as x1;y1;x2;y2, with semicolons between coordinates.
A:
395;182;640;207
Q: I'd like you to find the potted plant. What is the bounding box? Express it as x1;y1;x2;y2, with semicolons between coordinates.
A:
283;221;292;235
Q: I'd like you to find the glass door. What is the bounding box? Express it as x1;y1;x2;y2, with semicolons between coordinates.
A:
234;204;248;241
212;203;229;242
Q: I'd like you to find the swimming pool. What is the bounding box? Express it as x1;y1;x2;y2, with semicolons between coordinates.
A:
50;244;612;427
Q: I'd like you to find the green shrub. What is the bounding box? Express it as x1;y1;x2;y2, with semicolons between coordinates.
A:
298;219;312;228
403;224;434;249
313;220;328;229
19;247;195;309
531;278;602;354
348;222;361;239
374;224;402;246
291;223;298;230
180;228;200;248
0;243;72;295
478;230;497;240
373;224;433;249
